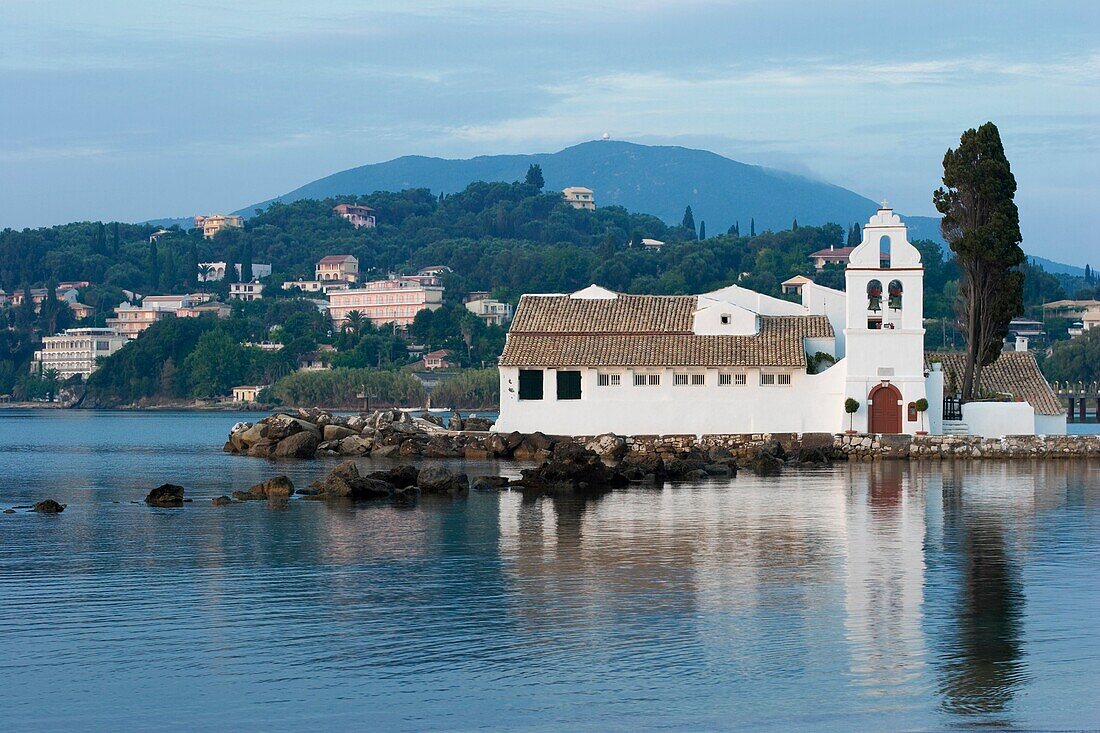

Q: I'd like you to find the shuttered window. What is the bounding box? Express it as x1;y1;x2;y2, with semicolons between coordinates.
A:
556;370;582;400
518;369;543;400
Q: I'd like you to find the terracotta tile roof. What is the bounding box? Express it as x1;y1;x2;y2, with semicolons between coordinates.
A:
926;351;1064;416
809;246;856;259
509;294;697;334
318;255;356;264
502;293;832;367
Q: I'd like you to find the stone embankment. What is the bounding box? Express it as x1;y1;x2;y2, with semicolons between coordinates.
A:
226;409;1100;467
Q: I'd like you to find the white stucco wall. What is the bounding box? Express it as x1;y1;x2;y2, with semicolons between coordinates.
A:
961;402;1036;438
801;283;848;358
1035;413;1068;436
925;367;944;435
495;362;850;436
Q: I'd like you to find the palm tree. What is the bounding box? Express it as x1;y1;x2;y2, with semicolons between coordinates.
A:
343;310;365;336
197;263;212;293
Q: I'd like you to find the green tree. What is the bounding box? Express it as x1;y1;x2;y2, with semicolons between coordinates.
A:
148;240;160;291
1044;328;1100;384
933;122;1025;400
681;206;696;237
183;330;249;398
241;240;254;282
524;164;545;190
750;218;756;237
698;221;706;240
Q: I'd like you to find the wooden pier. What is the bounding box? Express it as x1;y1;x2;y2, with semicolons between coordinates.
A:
1052;383;1100;423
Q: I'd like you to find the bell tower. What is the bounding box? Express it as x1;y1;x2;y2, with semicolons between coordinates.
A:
843;203;927;434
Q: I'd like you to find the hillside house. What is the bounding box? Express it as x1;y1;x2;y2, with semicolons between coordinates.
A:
465;297;513;326
562;187;596;210
495;205;1065;438
230;281;264;301
808;245;856;271
316;255;359;283
333;204;376;228
194;214;243;239
423;349;453;370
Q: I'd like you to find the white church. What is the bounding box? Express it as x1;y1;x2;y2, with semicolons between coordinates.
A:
494;205;1066;438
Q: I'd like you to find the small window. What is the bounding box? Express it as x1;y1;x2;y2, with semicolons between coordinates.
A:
518;369;544;400
597;373;621;387
634;373;647;386
720;314;731;325
648;373;660;386
691;373;705;386
760;373;776;386
556;370;582;400
674;373;689;386
718;373;732;386
777;373;791;386
609;374;620;386
735;373;747;386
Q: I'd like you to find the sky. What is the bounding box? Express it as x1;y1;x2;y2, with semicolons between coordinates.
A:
2;0;1098;265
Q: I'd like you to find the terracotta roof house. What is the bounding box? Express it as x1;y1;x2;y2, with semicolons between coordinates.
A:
808;245;856;271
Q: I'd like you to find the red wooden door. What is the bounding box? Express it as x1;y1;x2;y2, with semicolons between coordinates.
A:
868;384;902;434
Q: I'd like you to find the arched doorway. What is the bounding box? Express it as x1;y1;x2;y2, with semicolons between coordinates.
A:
868;383;903;434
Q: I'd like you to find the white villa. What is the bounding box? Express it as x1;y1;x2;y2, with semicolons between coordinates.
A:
495;205;1066;438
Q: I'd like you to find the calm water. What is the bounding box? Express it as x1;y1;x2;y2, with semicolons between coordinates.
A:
1;411;1099;732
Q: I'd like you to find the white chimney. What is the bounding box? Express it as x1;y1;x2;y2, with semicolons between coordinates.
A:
1015;335;1028;352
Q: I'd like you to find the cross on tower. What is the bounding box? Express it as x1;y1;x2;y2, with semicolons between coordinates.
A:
879;199;890;209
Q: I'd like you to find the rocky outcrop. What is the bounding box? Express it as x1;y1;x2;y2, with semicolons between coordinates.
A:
518;442;630;494
271;431;320;458
233;475;295;501
145;484;185;507
308;461;400;500
33;499;65;514
211;495;232;506
472;476;510;492
416;466;469;495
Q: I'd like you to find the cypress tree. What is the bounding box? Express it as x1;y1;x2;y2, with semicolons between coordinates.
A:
148;240;160;291
111;222;120;255
750;218;755;237
1087;264;1093;283
241;240;254;282
792;218;798;231
933;121;1025;400
524;164;545;190
698;221;706;240
681;206;696;236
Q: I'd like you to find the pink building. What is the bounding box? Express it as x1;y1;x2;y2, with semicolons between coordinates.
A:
327;275;444;329
333;204;376;229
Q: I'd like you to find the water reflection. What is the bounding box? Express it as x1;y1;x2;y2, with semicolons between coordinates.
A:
934;464;1028;720
2;410;1099;731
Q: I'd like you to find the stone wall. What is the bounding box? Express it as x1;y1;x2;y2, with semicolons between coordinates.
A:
576;431;1100;461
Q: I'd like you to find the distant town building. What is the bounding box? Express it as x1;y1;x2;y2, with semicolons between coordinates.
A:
327;275;444;329
423;349;452;370
0;289;8;307
1043;299;1100;317
297;345;335;372
197;262;271;282
107;294;214;338
32;328;127;379
232;385;265;403
10;286;80;310
242;340;283;351
194;214;244;239
69;302;96;320
332;204;376;229
640;238;664;252
465;297;513;327
781;275;813;296
107;303;172;338
808;245;857;271
230;281;264;301
316;255;359;283
1005;318;1046;350
149;229;171;243
281;279;350;294
176;301;232;319
419;265;452;277
562;187;595;210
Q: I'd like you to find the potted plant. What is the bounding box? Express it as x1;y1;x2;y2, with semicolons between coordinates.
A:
914;397;928;435
844;397;860;434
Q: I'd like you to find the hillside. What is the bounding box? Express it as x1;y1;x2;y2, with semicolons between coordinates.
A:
236;140;945;242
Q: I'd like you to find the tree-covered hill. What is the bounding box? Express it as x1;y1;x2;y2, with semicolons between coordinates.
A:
236;140;947;241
